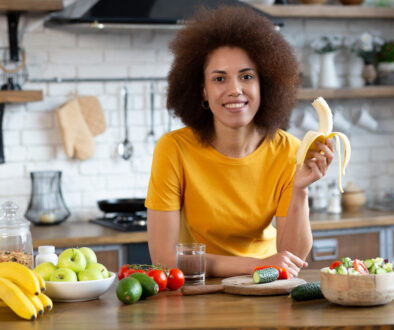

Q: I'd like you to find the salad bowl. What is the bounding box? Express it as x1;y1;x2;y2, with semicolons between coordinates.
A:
320;270;394;306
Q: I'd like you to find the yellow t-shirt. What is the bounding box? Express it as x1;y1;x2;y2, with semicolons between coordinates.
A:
145;127;300;259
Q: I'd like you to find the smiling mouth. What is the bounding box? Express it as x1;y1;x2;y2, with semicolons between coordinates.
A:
224;102;248;110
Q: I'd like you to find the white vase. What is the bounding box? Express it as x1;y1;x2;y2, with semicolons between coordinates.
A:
318;52;340;89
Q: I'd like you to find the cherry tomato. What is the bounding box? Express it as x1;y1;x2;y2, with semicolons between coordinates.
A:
353;259;369;274
124;269;147;277
329;261;343;270
147;269;168;292
118;264;130;280
167;268;185;290
253;266;289;280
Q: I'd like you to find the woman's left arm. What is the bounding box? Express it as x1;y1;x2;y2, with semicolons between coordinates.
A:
276;139;335;260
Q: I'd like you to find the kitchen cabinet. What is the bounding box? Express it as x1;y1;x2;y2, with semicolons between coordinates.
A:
307;227;383;269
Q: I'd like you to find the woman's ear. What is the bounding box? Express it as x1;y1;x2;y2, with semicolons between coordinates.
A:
202;87;207;101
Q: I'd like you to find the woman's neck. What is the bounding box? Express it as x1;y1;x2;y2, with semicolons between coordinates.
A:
211;124;265;159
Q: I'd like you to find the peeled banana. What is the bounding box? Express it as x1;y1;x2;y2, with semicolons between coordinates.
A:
0;277;37;320
296;97;351;193
0;262;41;296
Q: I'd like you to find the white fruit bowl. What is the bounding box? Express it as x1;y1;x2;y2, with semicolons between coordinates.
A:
45;272;116;302
320;270;394;306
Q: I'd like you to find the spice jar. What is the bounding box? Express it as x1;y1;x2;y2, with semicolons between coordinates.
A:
0;201;33;268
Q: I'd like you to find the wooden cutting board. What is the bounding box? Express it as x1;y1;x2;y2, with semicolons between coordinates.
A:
222;275;306;295
181;275;306;296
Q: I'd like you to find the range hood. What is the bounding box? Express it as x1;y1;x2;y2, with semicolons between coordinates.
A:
44;0;283;31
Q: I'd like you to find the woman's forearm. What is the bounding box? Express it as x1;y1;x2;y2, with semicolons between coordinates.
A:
205;253;262;277
277;187;312;260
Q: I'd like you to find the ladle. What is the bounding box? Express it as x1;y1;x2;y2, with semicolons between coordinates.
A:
117;86;133;160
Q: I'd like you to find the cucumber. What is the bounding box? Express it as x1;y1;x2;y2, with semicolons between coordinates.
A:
252;267;279;284
130;273;159;298
290;281;324;301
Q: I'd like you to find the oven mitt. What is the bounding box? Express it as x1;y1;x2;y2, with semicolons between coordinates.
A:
77;96;106;136
56;98;96;160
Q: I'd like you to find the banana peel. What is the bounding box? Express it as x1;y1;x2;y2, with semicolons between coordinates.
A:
296;97;351;193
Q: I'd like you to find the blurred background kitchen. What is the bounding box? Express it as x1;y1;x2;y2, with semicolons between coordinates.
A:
0;0;393;224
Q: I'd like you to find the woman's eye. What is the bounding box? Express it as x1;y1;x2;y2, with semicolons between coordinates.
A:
242;74;253;80
214;76;224;82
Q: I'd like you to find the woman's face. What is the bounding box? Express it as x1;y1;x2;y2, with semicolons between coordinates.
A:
203;46;260;132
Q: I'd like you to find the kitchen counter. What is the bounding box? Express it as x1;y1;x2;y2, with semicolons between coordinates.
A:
0;270;393;329
31;209;394;248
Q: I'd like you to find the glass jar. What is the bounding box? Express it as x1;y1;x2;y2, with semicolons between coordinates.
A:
0;201;34;268
24;171;71;226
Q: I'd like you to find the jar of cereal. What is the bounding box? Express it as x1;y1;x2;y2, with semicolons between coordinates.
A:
0;201;33;268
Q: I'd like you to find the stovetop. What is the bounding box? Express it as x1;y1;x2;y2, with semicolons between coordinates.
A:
90;210;147;232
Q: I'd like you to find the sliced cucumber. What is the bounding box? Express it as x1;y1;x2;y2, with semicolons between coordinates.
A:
252;267;279;284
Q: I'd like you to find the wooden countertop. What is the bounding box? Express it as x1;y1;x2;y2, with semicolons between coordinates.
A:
31;222;148;248
31;209;394;248
1;270;393;329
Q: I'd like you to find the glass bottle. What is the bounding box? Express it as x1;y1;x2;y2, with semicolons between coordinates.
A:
327;181;342;214
24;171;71;225
0;201;33;268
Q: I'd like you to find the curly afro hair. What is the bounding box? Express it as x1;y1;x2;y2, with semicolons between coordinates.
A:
167;5;300;143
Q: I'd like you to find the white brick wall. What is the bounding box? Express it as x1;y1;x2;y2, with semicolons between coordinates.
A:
0;7;393;222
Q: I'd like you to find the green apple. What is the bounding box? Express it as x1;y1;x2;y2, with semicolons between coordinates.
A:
79;247;97;265
58;248;87;273
78;268;104;281
86;263;109;279
33;262;57;281
50;267;77;282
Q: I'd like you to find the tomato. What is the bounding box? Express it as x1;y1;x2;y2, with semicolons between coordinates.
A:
329;261;343;270
253;266;290;280
147;269;168;292
118;264;130;280
353;259;369;274
124;269;147;278
167;268;185;290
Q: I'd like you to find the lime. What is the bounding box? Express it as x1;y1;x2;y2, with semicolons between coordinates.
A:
130;273;159;298
116;277;142;304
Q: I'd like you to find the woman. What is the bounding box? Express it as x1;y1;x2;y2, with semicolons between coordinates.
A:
145;6;334;278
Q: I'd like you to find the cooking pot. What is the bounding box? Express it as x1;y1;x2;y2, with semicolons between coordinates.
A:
97;198;146;213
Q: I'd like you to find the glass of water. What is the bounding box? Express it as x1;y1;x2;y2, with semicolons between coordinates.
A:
176;243;206;285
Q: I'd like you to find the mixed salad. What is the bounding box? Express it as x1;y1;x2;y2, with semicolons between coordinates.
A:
322;257;393;275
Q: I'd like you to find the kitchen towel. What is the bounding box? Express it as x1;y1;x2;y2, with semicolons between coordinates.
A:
56;98;96;160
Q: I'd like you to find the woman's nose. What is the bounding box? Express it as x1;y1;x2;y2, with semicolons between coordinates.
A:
228;79;242;96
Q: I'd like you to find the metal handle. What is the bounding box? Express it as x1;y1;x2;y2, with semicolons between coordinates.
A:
123;86;129;140
312;238;338;261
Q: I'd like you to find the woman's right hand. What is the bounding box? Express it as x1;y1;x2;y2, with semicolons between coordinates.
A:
261;251;308;278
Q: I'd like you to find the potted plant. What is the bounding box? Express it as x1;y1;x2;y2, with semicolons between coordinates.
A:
377;41;394;85
347;32;384;85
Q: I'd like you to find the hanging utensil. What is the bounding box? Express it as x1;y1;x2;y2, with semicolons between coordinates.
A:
147;82;155;142
117;86;133;160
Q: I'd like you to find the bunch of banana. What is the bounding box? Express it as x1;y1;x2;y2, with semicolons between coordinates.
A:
0;262;53;320
296;97;351;193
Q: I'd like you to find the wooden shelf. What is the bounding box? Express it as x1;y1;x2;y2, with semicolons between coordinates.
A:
0;0;63;12
252;4;394;18
0;90;43;103
297;86;394;100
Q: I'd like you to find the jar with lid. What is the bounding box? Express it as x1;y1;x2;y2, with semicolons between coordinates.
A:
0;201;33;268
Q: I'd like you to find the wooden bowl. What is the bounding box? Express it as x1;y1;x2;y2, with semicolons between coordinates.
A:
301;0;326;4
339;0;364;4
320;271;394;306
341;191;366;212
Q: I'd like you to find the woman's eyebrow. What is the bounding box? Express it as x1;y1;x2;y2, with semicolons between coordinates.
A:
209;68;256;75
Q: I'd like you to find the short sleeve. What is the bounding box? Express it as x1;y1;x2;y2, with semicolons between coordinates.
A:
275;167;296;217
145;134;184;211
